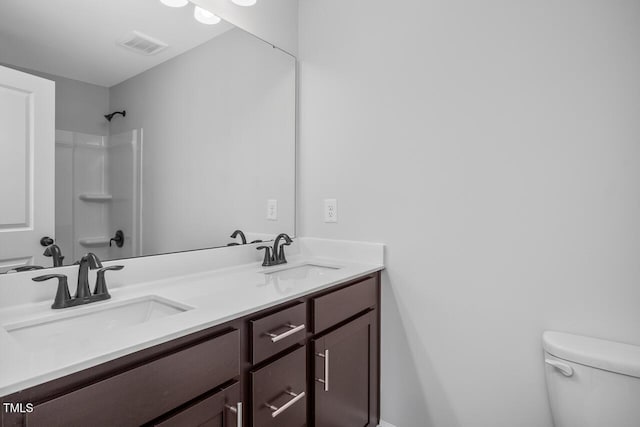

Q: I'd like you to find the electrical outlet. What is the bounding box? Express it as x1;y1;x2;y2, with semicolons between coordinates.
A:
267;199;277;220
324;199;338;223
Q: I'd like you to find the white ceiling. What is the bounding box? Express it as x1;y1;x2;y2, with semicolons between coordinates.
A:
0;0;234;87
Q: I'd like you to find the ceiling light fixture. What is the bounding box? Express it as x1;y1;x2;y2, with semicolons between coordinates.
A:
231;0;257;6
194;6;221;25
159;0;189;7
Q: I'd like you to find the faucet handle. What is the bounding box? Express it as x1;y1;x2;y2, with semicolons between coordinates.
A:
13;266;45;272
33;274;71;309
278;241;292;264
94;265;124;298
257;246;273;267
32;274;67;282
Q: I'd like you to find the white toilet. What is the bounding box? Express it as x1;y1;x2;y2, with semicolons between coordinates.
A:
543;331;640;427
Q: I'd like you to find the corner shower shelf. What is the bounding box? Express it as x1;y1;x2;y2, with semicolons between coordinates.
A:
79;193;113;202
79;237;110;248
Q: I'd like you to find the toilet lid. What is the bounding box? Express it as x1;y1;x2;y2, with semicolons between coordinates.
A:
543;331;640;378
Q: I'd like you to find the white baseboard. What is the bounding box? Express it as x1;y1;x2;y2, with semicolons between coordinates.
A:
379;421;398;427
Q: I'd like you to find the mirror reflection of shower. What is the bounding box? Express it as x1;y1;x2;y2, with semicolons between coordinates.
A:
104;110;126;122
55;124;142;263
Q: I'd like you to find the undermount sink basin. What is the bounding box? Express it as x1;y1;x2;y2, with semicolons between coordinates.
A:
4;296;192;351
264;263;341;280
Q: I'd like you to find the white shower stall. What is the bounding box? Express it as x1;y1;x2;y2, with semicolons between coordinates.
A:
54;129;142;262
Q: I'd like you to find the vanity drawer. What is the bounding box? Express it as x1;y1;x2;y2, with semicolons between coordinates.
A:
153;381;241;427
25;329;240;427
251;346;306;427
250;302;306;364
312;276;377;333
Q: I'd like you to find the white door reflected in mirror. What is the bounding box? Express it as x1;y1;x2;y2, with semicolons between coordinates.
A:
0;66;55;273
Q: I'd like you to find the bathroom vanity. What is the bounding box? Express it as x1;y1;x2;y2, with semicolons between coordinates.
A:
0;240;383;427
0;2;383;425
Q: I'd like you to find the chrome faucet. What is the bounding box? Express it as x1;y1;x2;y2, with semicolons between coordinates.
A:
257;233;292;267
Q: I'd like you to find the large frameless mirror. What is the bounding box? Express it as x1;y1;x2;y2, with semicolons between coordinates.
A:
0;0;296;273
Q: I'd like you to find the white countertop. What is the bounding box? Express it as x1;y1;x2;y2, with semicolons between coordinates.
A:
0;248;383;396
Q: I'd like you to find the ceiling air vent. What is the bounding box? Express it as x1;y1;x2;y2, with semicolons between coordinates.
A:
118;31;168;56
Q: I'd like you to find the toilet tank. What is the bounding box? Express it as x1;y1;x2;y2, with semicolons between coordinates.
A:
543;331;640;427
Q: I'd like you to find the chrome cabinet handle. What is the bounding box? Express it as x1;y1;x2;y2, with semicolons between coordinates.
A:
265;390;305;418
545;358;574;377
264;323;305;343
315;350;329;392
225;402;242;427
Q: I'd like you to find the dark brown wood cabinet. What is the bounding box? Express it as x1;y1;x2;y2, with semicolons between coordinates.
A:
251;346;306;427
313;312;377;427
312;276;377;334
23;330;240;427
153;382;241;427
1;271;381;427
250;302;306;365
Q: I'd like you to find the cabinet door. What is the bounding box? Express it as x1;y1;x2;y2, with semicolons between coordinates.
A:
313;311;376;427
154;382;241;427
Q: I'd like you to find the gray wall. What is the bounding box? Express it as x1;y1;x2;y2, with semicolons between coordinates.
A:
53;74;109;136
0;65;109;136
298;1;640;426
109;28;295;255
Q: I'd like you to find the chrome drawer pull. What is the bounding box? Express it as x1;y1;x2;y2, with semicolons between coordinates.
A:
265;390;306;418
315;350;329;392
225;402;242;427
264;323;306;343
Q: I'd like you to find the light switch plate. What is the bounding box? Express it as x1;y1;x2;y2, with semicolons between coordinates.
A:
324;199;337;223
267;199;277;220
